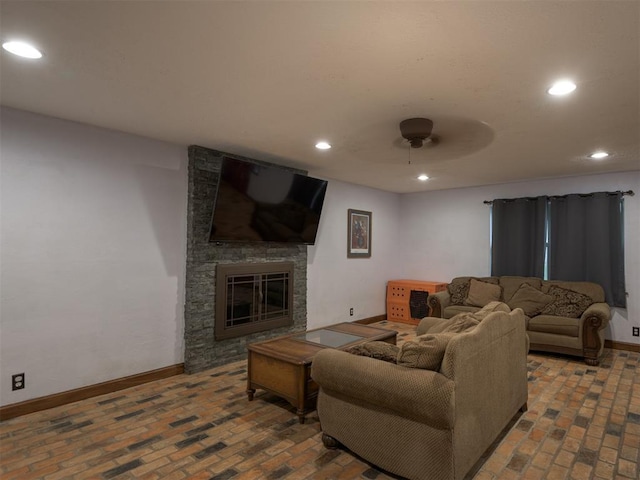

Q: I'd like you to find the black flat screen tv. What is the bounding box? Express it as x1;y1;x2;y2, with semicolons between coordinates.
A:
209;156;328;244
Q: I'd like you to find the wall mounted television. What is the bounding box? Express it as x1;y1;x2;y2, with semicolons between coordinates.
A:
208;155;328;244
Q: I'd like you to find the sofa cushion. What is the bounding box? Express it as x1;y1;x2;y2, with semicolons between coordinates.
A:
528;315;580;337
447;276;499;305
465;279;503;307
540;285;592;318
346;341;399;364
508;283;553;317
500;276;543;303
397;333;454;370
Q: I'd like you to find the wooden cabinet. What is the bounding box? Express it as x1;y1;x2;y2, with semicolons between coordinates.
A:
386;279;448;325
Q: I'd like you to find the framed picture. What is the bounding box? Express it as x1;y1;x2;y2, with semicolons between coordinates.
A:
347;209;372;258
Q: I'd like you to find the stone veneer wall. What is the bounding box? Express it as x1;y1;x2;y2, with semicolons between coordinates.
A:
184;145;308;373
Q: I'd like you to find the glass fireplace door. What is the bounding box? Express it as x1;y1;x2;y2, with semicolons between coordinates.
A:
215;262;293;340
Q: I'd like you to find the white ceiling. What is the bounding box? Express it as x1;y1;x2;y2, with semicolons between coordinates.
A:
1;1;639;193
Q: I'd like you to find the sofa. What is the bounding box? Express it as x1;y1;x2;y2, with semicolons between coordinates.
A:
311;307;529;480
428;276;611;366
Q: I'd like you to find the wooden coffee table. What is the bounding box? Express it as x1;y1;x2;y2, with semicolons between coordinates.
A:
247;322;397;423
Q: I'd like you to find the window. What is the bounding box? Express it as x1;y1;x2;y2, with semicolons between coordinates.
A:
491;192;626;307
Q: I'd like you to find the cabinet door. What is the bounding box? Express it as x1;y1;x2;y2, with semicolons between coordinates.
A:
387;301;410;322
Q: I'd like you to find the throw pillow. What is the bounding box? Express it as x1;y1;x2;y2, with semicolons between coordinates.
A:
441;314;480;333
500;276;543;303
448;277;499;305
508;283;553;317
540;285;592;319
448;277;471;305
346;341;399;364
397;333;454;370
464;278;503;307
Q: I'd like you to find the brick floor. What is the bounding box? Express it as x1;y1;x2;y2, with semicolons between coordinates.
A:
1;321;638;479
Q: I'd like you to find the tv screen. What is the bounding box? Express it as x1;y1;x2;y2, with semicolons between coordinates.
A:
209;156;328;244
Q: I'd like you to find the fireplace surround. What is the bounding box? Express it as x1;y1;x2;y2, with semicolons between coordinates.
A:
214;261;294;341
184;146;308;373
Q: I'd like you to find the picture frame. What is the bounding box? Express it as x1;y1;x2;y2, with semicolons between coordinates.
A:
347;209;372;258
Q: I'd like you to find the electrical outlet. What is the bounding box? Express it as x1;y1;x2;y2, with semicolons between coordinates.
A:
349;307;354;316
12;373;25;391
633;327;639;337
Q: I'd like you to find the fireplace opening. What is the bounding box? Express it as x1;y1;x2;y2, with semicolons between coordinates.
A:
215;262;294;340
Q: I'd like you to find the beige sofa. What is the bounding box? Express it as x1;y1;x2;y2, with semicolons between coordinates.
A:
428;276;611;366
311;308;528;480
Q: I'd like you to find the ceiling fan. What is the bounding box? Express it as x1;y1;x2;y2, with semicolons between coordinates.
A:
399;117;440;148
386;116;494;164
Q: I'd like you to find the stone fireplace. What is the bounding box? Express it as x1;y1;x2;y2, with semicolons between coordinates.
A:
184;146;308;373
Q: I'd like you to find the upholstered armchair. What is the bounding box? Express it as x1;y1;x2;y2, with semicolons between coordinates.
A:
312;309;529;480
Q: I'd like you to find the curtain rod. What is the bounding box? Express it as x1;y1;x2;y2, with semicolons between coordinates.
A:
483;190;635;205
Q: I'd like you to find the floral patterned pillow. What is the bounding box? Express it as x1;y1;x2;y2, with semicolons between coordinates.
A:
540;285;592;318
447;278;470;305
448;277;500;305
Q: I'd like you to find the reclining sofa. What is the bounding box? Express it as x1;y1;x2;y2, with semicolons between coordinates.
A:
312;307;528;480
428;276;611;365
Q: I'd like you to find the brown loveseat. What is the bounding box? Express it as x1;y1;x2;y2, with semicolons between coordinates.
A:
428;276;611;365
312;308;529;480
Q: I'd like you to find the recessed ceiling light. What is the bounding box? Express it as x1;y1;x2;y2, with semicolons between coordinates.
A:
315;141;331;150
417;174;429;181
589;151;609;160
547;80;576;96
2;41;43;59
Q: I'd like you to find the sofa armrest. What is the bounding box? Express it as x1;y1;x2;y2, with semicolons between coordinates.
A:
581;302;611;366
580;302;611;329
311;349;454;428
428;291;451;318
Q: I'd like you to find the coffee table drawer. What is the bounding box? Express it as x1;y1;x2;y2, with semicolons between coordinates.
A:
248;352;300;401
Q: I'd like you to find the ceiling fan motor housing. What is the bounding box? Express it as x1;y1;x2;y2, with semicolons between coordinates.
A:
400;117;434;148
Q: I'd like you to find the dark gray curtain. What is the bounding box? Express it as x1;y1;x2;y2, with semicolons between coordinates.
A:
548;192;626;307
491;196;547;277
